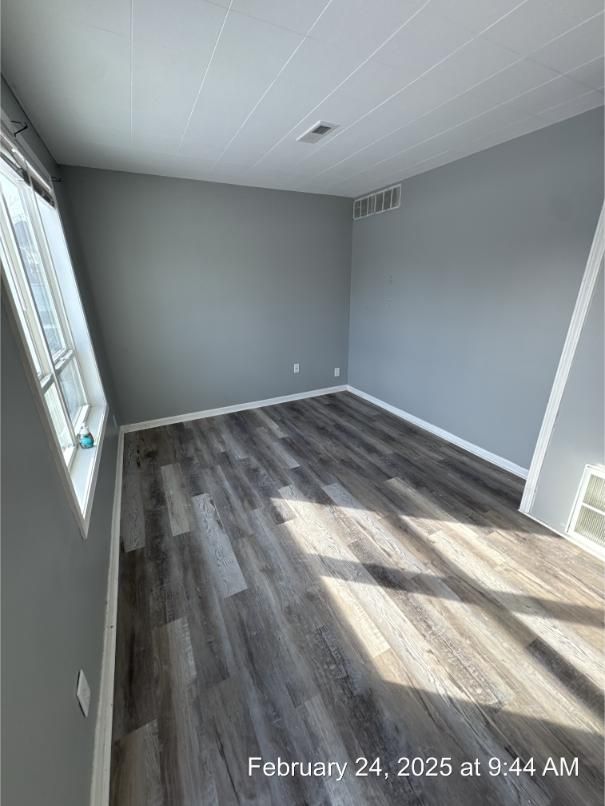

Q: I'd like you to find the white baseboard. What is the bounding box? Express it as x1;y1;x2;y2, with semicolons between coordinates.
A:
90;428;124;806
346;385;528;479
122;385;348;433
519;510;605;562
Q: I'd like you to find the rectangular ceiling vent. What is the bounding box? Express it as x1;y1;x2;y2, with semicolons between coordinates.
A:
568;464;605;548
296;121;338;144
353;184;401;220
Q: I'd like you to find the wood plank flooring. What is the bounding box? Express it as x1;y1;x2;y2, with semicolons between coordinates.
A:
111;391;604;806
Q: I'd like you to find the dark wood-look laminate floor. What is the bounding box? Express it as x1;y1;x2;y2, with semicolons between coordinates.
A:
111;392;604;806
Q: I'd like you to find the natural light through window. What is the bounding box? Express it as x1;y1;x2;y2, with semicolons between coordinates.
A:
0;128;107;534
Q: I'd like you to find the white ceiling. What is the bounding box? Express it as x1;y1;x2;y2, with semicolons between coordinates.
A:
2;0;603;197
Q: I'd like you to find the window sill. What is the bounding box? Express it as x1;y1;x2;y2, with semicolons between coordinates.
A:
71;404;108;537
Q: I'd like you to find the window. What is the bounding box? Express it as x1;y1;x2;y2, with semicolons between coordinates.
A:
0;128;107;534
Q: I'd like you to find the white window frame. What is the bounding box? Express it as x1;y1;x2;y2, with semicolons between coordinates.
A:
0;126;108;537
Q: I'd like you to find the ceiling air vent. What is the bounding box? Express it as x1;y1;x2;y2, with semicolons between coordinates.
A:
353;183;401;220
568;464;605;548
297;121;338;144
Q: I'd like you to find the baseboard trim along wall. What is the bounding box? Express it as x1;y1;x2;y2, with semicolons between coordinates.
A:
522;511;605;562
123;382;528;477
346;385;529;479
90;429;124;806
122;385;348;433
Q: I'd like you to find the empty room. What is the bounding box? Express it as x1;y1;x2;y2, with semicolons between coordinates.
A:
1;1;604;805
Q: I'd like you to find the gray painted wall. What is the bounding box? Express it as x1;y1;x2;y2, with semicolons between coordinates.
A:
60;167;353;425
349;108;604;470
531;265;604;533
1;81;118;806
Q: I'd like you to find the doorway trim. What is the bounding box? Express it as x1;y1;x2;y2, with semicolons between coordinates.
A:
520;202;604;515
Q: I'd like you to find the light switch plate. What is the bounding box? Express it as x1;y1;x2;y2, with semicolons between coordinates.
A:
76;669;91;717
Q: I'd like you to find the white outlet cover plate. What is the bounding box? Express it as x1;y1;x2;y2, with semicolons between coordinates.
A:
293;363;300;374
76;669;91;717
334;367;340;377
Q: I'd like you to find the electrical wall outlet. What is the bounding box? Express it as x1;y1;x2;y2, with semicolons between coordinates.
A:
293;363;300;374
76;669;91;717
334;367;340;378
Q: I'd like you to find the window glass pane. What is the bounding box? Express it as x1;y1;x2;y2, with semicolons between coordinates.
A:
44;383;73;460
0;172;67;357
36;195;73;286
58;358;87;423
0;238;43;375
25;327;43;376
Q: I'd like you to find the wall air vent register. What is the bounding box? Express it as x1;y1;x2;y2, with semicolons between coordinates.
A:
353;184;401;220
568;464;605;548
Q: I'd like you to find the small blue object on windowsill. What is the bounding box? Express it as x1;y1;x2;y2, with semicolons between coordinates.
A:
78;425;95;449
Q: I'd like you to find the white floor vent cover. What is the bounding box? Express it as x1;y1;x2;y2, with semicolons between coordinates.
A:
569;465;605;548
